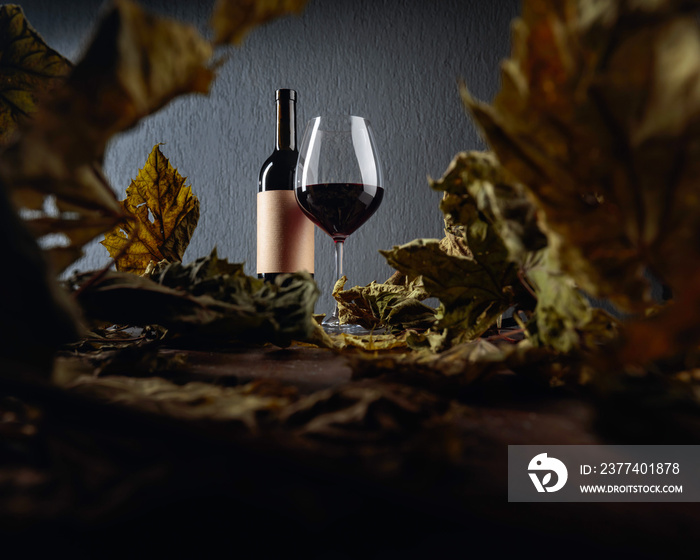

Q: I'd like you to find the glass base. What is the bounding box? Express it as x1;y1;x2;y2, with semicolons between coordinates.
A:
321;315;385;335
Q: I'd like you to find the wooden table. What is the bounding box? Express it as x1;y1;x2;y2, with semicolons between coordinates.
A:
1;345;697;556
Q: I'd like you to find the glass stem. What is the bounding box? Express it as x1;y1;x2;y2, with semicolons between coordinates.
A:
330;239;345;321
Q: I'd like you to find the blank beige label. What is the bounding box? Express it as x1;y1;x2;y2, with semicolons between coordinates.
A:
257;190;314;274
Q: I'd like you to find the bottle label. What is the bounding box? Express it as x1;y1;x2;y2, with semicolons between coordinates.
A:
257;191;315;274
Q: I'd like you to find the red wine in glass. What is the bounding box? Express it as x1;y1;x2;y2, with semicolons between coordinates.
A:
295;182;384;241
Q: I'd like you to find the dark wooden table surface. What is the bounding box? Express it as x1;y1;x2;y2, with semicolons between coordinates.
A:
1;345;698;557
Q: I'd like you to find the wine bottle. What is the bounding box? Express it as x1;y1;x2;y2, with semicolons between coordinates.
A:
257;89;314;280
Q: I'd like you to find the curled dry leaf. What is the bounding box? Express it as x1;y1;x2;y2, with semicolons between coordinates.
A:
433;152;615;353
0;0;214;272
462;0;700;362
434;151;547;266
524;248;619;353
63;375;292;431
329;330;417;352
347;335;591;390
72;249;320;348
332;275;435;333
380;152;534;341
280;381;444;442
0;5;72;150
381;237;517;342
346;338;511;386
101;144;200;274
211;0;309;45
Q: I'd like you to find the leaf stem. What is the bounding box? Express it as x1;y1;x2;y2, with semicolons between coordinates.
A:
517;267;537;299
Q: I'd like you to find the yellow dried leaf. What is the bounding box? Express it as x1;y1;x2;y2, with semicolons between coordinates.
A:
332;275;434;332
211;0;309;45
101;144;200;274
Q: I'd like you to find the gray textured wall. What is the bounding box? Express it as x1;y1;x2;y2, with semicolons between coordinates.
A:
21;0;520;311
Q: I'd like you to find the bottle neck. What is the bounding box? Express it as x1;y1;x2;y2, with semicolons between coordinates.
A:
275;98;296;151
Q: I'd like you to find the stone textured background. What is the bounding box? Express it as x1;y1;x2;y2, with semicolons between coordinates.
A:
21;0;520;311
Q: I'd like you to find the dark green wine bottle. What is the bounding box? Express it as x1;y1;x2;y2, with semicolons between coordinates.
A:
257;89;314;280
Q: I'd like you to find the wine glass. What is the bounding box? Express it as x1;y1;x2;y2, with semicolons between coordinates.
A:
295;115;384;333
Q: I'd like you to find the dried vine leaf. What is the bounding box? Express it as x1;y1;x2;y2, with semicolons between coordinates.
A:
381;238;514;342
347;335;595;390
445;153;617;352
433;152;616;352
0;0;214;272
72;249;320;348
280;381;443;442
436;152;547;266
68;0;214;139
380;153;537;341
0;5;72;150
211;0;309;45
329;331;416;351
64;376;291;430
462;0;700;361
101;144;200;274
346;339;512;386
524;248;618;353
333;275;435;332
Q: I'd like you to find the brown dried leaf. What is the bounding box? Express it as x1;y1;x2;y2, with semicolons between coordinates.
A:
329;330;416;351
381;237;514;341
72;249;320;348
381;153;528;341
64;375;291;431
211;0;309;45
0;5;72;149
333;275;435;333
280;381;443;442
346;339;511;385
463;0;700;362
